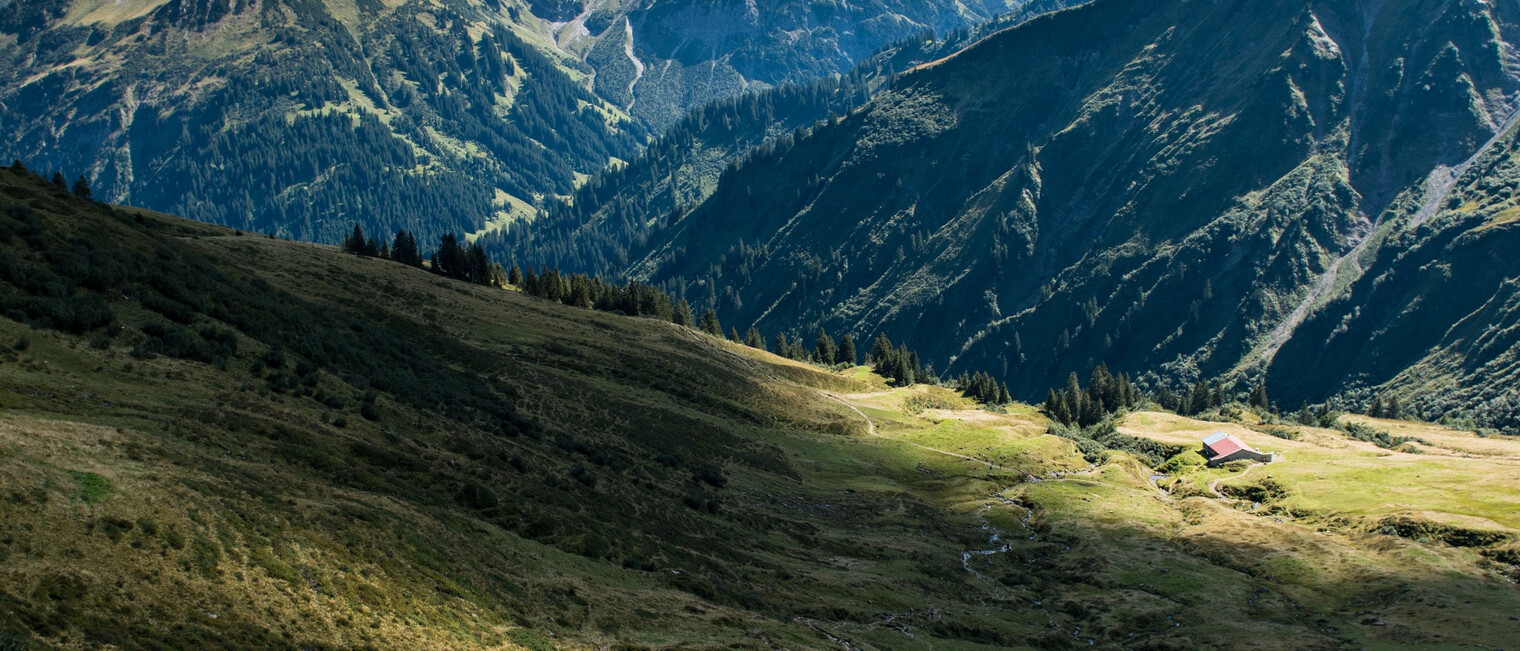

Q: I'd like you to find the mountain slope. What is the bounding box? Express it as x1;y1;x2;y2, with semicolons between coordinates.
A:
620;0;1520;425
492;1;1084;275
3;166;1520;648
0;0;644;244
551;0;1076;129
0;0;1075;247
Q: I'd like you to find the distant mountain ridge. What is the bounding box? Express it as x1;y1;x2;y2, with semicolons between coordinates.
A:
552;0;1061;128
0;0;1054;246
1;0;647;243
601;0;1520;429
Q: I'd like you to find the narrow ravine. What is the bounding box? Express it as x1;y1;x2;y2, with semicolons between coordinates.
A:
623;17;645;107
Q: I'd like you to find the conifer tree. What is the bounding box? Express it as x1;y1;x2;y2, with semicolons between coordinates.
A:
999;382;1011;405
433;233;467;279
1064;372;1084;422
1045;389;1072;425
774;331;789;354
466;243;491;285
814;328;837;364
870;333;892;365
50;171;66;188
673;299;695;328
729;326;741;343
1088;364;1113;413
571;279;592;307
391;230;422;267
837;334;857;366
343;224;373;256
699;308;723;337
745;326;765;350
71;175;91;199
1250;383;1270;410
508;264;523;287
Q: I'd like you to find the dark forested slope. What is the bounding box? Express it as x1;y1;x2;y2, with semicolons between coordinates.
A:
0;0;1076;250
0;0;649;245
614;0;1520;428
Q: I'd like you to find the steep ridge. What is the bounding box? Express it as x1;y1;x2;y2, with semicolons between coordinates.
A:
621;0;1520;424
494;0;1088;276
565;0;1077;129
1268;116;1520;429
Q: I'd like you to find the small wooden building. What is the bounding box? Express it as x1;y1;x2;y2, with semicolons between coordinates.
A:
1200;432;1274;467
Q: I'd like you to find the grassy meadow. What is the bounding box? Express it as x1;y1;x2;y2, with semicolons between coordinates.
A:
0;167;1517;648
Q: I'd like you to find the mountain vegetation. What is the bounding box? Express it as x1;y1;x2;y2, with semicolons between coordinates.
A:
599;0;1520;432
1;0;649;246
489;2;1087;277
546;0;1079;129
5;157;1520;650
0;0;1083;255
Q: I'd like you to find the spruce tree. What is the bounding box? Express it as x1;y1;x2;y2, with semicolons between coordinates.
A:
71;175;91;199
433;233;467;279
1064;372;1084;422
343;224;366;255
50;171;66;188
699;308;723;337
1250;383;1270;410
814;328;837;365
837;334;857;366
870;334;892;365
672;299;695;327
999;382;1011;406
1045;389;1072;425
571;279;592;307
745;326;765;350
391;230;419;266
1089;364;1113;413
729;326;741;343
508;264;523;287
466;243;491;285
774;331;789;355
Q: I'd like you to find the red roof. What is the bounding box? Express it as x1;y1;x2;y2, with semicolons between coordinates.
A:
1205;435;1248;459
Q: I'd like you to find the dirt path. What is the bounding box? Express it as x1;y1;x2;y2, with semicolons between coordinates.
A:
819;391;996;468
1208;462;1265;498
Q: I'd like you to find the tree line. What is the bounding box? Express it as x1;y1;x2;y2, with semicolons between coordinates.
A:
1043;365;1142;428
341;223;500;286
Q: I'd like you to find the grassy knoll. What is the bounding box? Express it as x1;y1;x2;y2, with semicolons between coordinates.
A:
0;167;1517;648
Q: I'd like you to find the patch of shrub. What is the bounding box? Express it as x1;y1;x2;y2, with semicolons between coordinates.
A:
1258;426;1299;440
507;628;556;651
1377;516;1515;547
692;464;728;488
97;517;135;542
570;464;597;487
1341;422;1428;450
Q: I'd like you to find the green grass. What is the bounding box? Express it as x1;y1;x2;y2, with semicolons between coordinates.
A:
1;171;1517;648
65;470;111;504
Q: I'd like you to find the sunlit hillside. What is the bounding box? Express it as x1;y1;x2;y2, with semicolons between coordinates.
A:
0;165;1516;648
